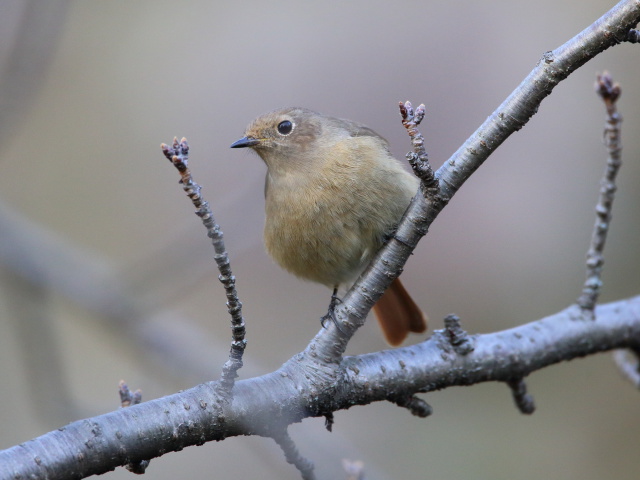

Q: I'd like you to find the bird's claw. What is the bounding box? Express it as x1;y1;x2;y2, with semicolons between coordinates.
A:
320;289;347;334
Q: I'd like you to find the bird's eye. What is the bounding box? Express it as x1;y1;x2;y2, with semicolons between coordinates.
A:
277;120;293;135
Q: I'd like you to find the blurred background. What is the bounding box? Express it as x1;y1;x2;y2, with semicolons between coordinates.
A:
0;1;639;479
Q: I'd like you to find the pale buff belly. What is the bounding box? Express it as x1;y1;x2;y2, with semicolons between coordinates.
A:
263;191;379;288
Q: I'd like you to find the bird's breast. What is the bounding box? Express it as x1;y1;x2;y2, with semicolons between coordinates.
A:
263;172;375;287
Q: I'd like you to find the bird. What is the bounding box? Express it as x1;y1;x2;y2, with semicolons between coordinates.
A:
230;107;426;345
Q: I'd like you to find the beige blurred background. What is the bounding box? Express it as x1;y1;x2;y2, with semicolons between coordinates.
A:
0;1;639;479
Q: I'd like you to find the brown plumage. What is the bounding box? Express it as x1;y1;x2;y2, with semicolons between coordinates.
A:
231;107;427;345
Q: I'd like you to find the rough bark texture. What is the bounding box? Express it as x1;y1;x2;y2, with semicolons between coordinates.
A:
1;297;639;480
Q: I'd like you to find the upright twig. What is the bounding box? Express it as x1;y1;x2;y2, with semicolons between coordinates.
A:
399;101;439;198
442;314;475;355
118;380;142;408
576;72;623;314
161;138;246;395
118;381;149;474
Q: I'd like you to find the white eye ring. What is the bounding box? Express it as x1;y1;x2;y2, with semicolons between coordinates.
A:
277;120;294;136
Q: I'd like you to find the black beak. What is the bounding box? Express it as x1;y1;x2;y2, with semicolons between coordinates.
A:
230;136;260;148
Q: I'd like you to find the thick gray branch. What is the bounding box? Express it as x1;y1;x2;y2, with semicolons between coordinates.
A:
1;297;638;479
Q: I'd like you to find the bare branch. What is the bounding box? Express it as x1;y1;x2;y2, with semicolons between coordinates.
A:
506;378;536;415
442;314;475;355
272;428;316;480
0;0;70;148
390;394;433;418
577;72;624;313
1;296;638;479
320;0;640;358
436;3;638;203
161;138;247;395
118;380;142;408
0;199;231;384
398;100;439;195
118;380;149;474
613;349;640;387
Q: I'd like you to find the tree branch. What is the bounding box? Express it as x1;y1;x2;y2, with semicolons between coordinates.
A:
1;297;639;479
577;72;623;313
272;428;316;480
311;0;640;355
613;349;640;387
1;1;639;479
161;137;247;396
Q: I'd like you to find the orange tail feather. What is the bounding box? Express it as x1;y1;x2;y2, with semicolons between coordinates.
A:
372;278;427;346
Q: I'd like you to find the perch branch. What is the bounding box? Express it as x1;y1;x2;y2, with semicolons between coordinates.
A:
1;297;639;479
309;0;640;358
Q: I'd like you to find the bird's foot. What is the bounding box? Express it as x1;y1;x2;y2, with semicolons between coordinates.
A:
320;288;346;334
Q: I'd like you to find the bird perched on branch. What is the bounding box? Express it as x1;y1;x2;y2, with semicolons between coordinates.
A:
231;107;426;345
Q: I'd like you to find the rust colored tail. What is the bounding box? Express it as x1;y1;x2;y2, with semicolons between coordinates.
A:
372;278;427;346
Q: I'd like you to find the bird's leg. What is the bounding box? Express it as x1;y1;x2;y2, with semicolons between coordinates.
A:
320;286;346;334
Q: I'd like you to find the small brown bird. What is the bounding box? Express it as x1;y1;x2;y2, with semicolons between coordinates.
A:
231;107;426;345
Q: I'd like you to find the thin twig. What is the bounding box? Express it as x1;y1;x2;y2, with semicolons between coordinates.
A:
272;428;316;480
506;378;536;414
118;380;142;408
443;314;475;355
613;349;640;388
118;381;149;474
576;72;623;314
390;394;433;418
399;101;439;196
161;138;246;395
